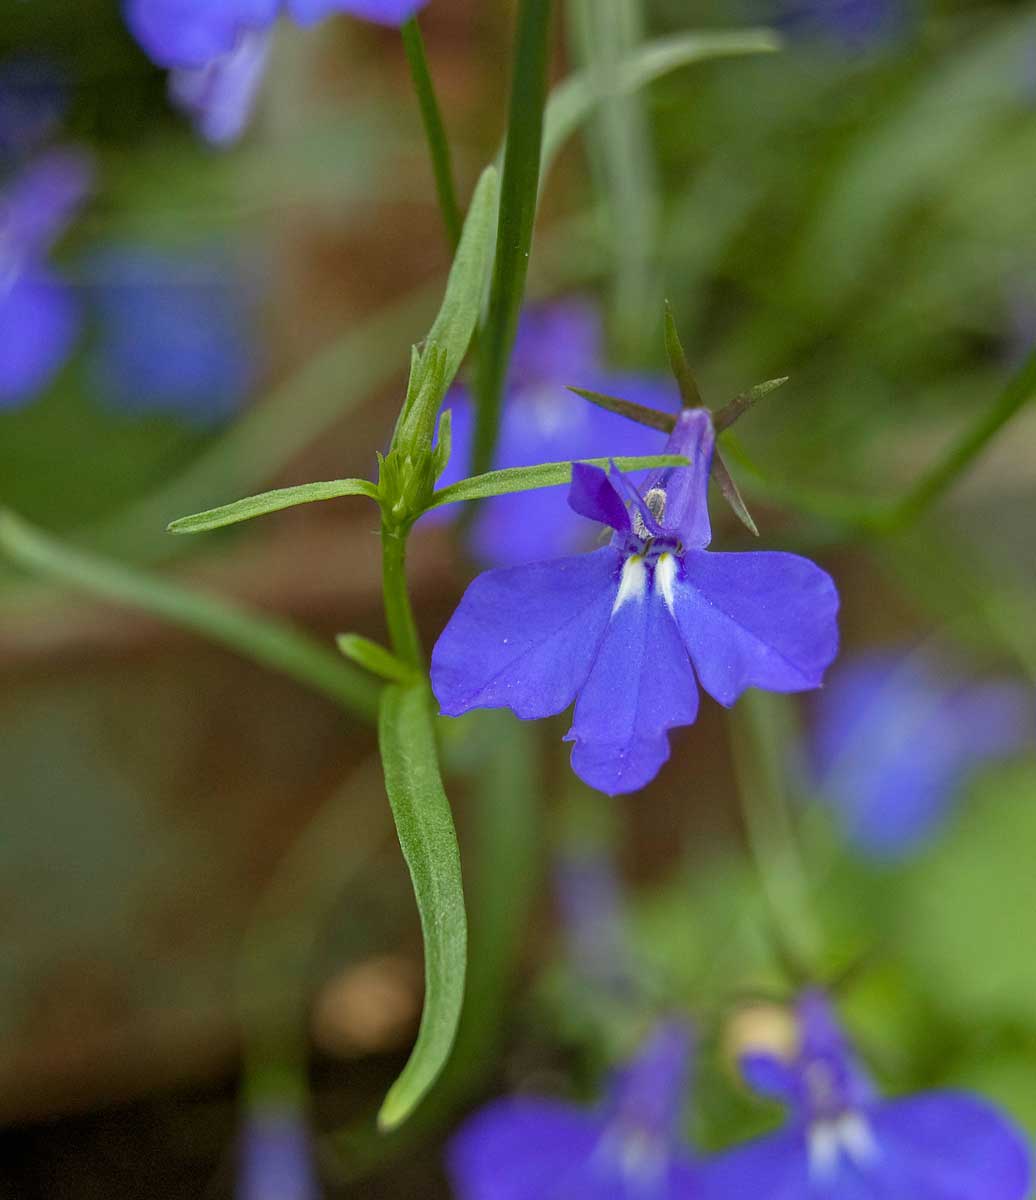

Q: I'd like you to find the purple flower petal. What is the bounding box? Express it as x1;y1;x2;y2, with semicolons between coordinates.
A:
811;652;1033;858
566;582;699;795
1;148;93;259
672;550;840;707
645;408;715;550
432;547;621;720
169;30;271;145
700;1128;814;1200
0;269;78;408
568;462;631;533
448;1099;605;1200
125;0;280;69
237;1107;320;1200
286;0;429;25
866;1092;1031;1199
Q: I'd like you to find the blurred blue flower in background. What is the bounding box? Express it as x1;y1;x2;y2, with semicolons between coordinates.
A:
810;649;1033;860
448;1022;699;1200
237;1105;320;1200
169;31;273;147
703;989;1030;1199
776;0;910;49
433;410;839;795
0;56;69;162
0;148;93;410
125;0;431;144
430;300;677;567
88;243;258;427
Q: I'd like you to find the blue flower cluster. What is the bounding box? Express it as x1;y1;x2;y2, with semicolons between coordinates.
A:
449;995;1031;1200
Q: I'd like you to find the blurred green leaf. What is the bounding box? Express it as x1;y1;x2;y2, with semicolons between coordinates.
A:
428;453;689;509
168;478;378;534
0;509;379;721
377;683;467;1129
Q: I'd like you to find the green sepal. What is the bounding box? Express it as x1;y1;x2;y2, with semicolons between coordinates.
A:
428;453;689;509
663;300;705;409
713;376;789;433
712;450;759;537
168;478;378;535
336;634;420;685
567;386;676;432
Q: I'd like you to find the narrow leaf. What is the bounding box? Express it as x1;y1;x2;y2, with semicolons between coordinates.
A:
429;453;689;509
394;166;501;448
712;450;759;537
336;634;419;685
0;510;379;721
663;300;705;409
377;684;467;1129
568;385;676;432
168;478;378;535
713;376;789;433
540;29;781;183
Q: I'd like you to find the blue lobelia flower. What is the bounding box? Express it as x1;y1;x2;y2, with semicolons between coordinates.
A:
810;650;1033;860
237;1105;321;1200
0;148;93;410
431;407;839;796
429;301;677;567
125;0;429;142
87;243;257;427
448;1022;701;1200
702;989;1031;1200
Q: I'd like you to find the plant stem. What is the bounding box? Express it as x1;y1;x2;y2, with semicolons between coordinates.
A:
381;522;424;670
470;0;554;480
401;17;462;250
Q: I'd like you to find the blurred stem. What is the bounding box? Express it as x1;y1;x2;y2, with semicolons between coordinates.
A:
239;760;387;1107
380;523;423;670
729;692;822;980
401;17;462;249
879;347;1036;532
0;509;379;722
470;0;553;479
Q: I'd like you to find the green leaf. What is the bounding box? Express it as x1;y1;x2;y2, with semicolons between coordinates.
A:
540;29;781;182
168;478;378;535
394;166;501;450
0;509;379;722
336;634;419;685
377;684;467;1129
429;453;689;509
470;0;554;479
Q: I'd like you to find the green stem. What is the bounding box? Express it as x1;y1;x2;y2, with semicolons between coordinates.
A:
470;0;554;479
881;346;1036;531
381;522;424;669
729;693;821;980
401;17;462;249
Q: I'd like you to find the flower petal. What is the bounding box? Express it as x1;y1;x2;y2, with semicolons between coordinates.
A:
432;547;621;720
700;1129;819;1200
169;29;271;145
447;1098;604;1200
673;550;839;707
0;270;78;409
125;0;279;68
568;462;631;533
287;0;429;25
865;1092;1031;1200
646;407;715;549
566;580;699;794
2;148;93;257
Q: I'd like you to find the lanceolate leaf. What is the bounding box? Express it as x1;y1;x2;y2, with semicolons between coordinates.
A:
336;634;419;685
428;453;689;509
377;684;467;1130
168;478;378;535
